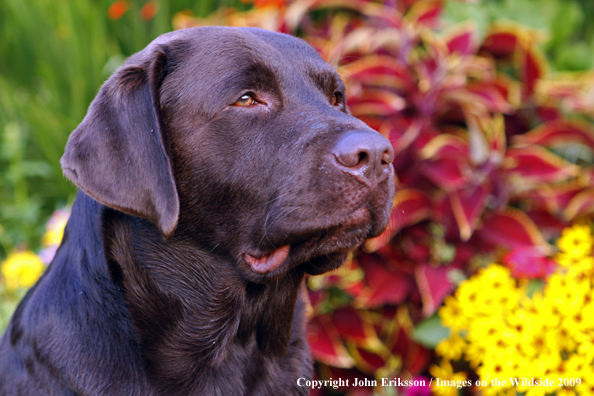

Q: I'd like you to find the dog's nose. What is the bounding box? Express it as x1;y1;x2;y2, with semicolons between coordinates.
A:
332;131;394;182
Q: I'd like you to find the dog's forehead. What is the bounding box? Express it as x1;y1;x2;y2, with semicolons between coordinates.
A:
174;27;334;80
154;27;341;118
158;27;325;64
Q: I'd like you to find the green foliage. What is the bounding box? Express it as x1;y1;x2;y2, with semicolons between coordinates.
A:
445;0;594;71
0;0;246;257
0;286;28;332
412;315;450;349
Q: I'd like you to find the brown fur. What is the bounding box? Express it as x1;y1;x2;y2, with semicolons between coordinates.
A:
0;27;394;395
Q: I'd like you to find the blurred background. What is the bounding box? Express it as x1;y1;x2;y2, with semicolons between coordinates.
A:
2;0;594;395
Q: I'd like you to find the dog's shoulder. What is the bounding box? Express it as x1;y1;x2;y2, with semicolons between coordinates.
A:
0;193;149;395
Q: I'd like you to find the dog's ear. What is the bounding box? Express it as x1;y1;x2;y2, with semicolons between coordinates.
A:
61;46;179;238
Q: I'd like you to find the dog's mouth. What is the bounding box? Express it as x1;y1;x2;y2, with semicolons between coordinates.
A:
244;245;291;274
242;206;382;278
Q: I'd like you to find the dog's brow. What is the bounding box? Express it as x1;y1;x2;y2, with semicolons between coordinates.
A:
308;69;343;96
224;61;280;95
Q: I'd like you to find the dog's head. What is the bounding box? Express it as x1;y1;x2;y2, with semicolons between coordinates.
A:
61;27;394;283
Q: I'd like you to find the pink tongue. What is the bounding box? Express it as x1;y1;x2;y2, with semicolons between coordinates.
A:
245;245;290;273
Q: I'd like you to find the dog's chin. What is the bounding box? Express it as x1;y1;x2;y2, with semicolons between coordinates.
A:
241;205;390;283
300;253;349;275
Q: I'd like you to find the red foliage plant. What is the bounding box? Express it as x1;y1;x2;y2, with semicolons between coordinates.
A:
175;1;594;394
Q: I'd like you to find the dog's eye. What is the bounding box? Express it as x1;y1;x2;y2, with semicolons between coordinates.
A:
234;93;257;106
332;92;343;107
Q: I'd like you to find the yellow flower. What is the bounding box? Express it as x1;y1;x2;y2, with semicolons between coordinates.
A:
436;224;594;396
467;316;503;344
565;355;590;380
438;295;469;332
476;264;516;291
557;252;594;270
522;330;559;358
435;333;466;361
557;224;593;258
575;329;594;360
454;279;481;318
557;389;577;396
577;380;594;396
464;340;486;368
477;356;514;385
522;292;560;327
545;273;583;316
429;359;467;396
1;251;45;290
41;209;70;247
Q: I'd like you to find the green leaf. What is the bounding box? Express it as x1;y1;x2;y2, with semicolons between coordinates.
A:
412;315;450;348
549;1;583;48
554;42;594;71
443;2;491;42
526;279;544;297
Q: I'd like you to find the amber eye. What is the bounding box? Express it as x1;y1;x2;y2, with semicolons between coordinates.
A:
332;92;343;106
235;93;257;106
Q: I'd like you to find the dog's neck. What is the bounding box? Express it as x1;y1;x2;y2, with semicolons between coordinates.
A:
92;194;307;391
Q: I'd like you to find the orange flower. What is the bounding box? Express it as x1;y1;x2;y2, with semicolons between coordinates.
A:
140;1;158;21
253;0;285;9
107;0;128;20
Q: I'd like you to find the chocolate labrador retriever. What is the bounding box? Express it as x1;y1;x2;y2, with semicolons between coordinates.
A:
0;27;394;395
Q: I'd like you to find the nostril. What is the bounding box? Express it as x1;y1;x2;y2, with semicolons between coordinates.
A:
381;147;394;166
332;130;393;180
357;151;368;166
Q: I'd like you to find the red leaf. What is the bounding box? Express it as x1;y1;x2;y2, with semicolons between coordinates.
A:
503;247;556;279
407;0;442;28
536;106;561;122
344;56;413;90
481;29;518;58
349;346;387;374
307;315;354;368
403;345;432;376
419;134;471;190
332;308;379;348
433;193;462;240
514;119;594;148
389;327;409;359
414;264;456;316
525;209;567;240
421;158;469;190
493;73;521;107
308;289;328;314
387;119;422;156
449;183;491;241
504;145;578;184
518;44;547;97
364;189;431;252
343;279;366;298
357;254;414;308
286;0;402;31
444;22;477;56
348;89;406;117
478;208;551;253
529;181;584;213
419;133;468;160
564;189;594;221
466;81;513;113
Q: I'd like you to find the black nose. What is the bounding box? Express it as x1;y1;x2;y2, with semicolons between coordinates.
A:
332;131;394;182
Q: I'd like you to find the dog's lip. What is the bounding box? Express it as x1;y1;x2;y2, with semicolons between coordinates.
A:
244;245;291;273
244;206;373;274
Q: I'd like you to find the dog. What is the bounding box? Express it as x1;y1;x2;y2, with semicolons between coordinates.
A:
0;27;394;395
